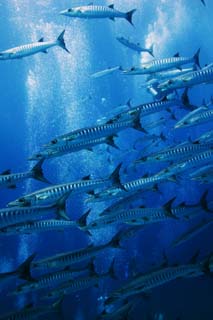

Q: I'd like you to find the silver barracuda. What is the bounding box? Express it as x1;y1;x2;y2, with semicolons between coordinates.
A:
7;164;122;207
0;30;69;60
32;233;121;270
0;219;78;235
189;164;213;183
134;142;213;164
146;65;197;82
0;253;35;285
116;36;154;56
105;259;207;305
122;50;200;75
0;298;63;320
10;263;89;296
0;195;69;229
44;114;144;148
175;107;213;129
0;160;49;189
29;136;118;161
98;300;135;319
193;130;213;144
157;66;213;93
91;66;122;78
156;149;213;178
60;5;136;25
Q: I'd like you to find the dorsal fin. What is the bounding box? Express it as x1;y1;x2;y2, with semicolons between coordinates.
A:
38;37;44;42
108;4;114;9
82;175;91;181
1;169;11;175
173;52;180;57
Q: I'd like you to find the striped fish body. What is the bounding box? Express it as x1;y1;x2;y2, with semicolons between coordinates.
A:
158;67;213;92
0;171;31;188
0;40;57;60
12;268;84;295
141;142;213;163
147;66;196;81
0;219;77;235
8;178;109;207
107;264;203;303
123;175;164;192
31;136;114;161
44;274;101;299
60;5;126;19
0;205;54;229
48;118;135;147
157;149;213;177
123;56;196;75
33;243;108;270
86;207;174;230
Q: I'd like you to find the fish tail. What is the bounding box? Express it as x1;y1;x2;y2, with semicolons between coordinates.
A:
54;193;71;220
57;30;70;53
200;190;212;213
148;43;155;57
193;48;201;69
108;163;123;188
77;209;91;229
125;9;136;26
31;159;50;184
181;88;196;110
16;253;36;281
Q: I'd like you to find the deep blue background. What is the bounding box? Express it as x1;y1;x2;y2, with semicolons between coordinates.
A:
0;1;212;319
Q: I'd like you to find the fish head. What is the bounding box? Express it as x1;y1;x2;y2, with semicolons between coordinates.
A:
28;153;44;161
7;197;31;207
59;8;81;17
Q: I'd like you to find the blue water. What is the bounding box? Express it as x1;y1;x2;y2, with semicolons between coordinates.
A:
0;1;212;319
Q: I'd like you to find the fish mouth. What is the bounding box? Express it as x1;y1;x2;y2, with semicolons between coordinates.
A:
59;10;68;16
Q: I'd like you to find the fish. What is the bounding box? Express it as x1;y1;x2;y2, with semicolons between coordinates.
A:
189;164;213;183
29;136;118;161
0;253;35;285
193;130;213;144
0;159;49;189
98;299;135;319
201;0;206;6
134;142;213;165
0;219;78;235
116;36;154;56
9;263;90;296
122;50;200;75
32;232;122;270
0;194;70;229
157;66;213;93
0;298;63;320
91;66;122;78
173;219;213;247
105;256;209;305
44;114;144;148
7;164;122;207
174;107;213;129
0;30;69;60
60;4;136;26
96;100;132;125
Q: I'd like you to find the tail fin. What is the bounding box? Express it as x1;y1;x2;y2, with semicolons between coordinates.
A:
57;30;70;53
193;48;201;69
200;190;212;212
201;0;206;6
148;43;154;57
54;193;70;220
31;159;50;184
105;136;119;149
107;230;125;249
77;209;91;228
181;88;196;110
16;253;36;281
125;9;136;26
108;163;123;188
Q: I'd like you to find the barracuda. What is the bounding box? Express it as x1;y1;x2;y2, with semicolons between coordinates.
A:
122;50;200;75
29;136;118;161
45;115;143;147
60;5;136;26
32;233;121;270
156;149;213;178
0;298;63;320
7;164;122;207
10;264;89;296
135;142;213;164
146;65;197;82
0;159;48;189
158;66;213;93
105;260;206;305
189;164;213;183
91;66;121;78
0;219;78;235
0;30;69;60
116;36;154;56
175;107;213;128
194;130;213;144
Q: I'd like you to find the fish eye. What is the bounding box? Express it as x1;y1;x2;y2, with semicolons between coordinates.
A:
51;139;57;144
19;198;25;203
168;79;173;84
68;8;73;12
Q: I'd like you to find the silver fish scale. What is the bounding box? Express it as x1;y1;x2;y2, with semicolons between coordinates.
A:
123;175;163;192
76;5;123;17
